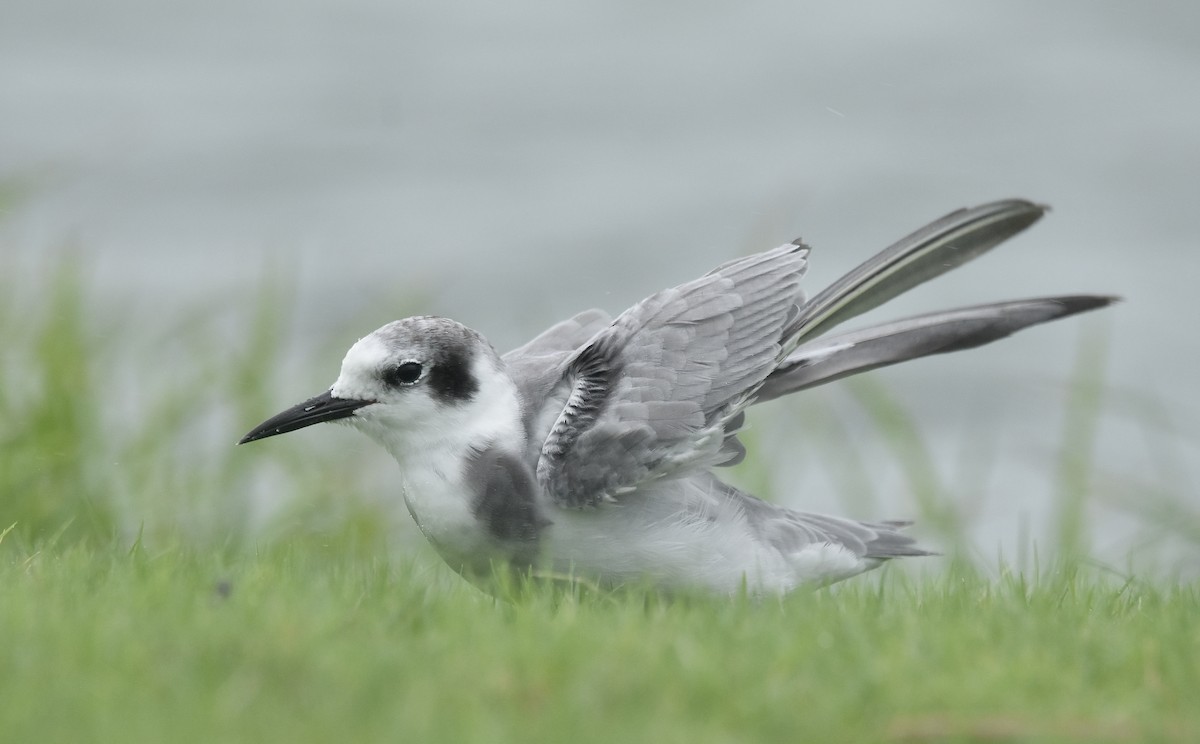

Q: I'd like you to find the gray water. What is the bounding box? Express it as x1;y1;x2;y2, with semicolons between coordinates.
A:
3;0;1198;569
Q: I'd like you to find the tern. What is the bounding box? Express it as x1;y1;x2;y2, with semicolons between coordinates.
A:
241;199;1115;594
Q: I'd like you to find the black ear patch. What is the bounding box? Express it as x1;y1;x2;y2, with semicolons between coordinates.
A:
428;345;480;404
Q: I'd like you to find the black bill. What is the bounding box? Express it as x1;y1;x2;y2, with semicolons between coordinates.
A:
238;390;372;444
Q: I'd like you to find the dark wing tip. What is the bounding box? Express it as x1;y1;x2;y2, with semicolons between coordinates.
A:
992;198;1047;231
993;197;1047;211
787;238;812;261
1053;294;1122;316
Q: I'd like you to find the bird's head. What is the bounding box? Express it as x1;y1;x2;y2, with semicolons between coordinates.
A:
239;316;509;454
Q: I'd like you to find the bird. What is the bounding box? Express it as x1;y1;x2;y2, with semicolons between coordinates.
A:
240;199;1116;595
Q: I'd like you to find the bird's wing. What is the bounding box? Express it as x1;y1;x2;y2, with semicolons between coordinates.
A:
503;308;612;360
785;199;1046;343
708;199;1059;466
757;295;1118;401
535;243;809;508
503;309;614;446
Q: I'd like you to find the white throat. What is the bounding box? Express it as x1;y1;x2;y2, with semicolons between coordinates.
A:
350;359;526;563
373;362;523;465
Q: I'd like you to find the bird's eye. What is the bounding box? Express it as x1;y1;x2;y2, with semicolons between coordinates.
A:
386;361;424;387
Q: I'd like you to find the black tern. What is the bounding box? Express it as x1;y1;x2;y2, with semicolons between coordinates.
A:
241;200;1116;594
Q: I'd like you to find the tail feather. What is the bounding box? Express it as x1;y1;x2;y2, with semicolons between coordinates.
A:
861;520;938;559
758;294;1118;402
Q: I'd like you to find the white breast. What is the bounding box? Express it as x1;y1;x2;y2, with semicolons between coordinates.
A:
367;357;528;569
397;445;478;544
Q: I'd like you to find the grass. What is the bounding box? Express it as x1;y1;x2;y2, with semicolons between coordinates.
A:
1;238;1197;742
2;544;1197;744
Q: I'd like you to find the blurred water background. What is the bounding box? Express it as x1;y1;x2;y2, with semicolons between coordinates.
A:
2;0;1197;571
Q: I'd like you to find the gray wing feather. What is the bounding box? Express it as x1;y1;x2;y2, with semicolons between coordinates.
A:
504;309;613;442
503;308;612;360
785;199;1046;344
523;200;1114;510
757;295;1118;402
708;201;1051;467
537;242;809;508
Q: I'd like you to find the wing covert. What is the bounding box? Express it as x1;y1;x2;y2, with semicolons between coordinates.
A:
536;242;809;508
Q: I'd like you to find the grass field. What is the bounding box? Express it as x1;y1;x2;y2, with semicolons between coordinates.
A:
2;542;1197;743
2;241;1197;742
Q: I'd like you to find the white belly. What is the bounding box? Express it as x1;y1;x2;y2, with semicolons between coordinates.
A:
396;452;864;594
539;480;801;594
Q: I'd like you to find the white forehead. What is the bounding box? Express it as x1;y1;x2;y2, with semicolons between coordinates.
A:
343;332;392;371
330;333;392;400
